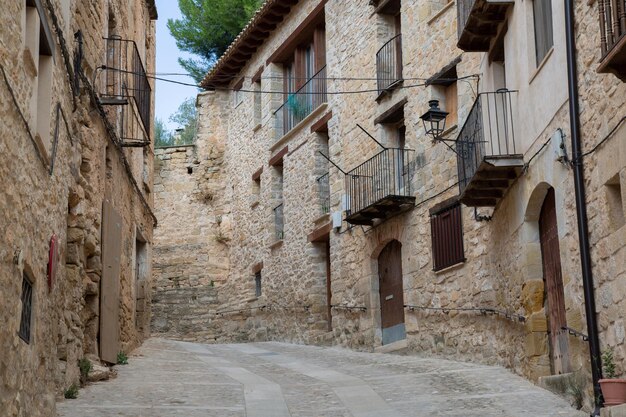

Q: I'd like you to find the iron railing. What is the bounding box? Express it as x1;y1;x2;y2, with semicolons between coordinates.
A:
456;89;517;195
599;0;626;58
275;66;327;139
345;148;415;216
274;203;284;241
316;172;330;214
457;0;476;41
376;34;403;94
101;36;151;138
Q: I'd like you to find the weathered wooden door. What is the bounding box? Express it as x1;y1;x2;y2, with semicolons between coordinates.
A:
378;240;405;345
539;188;571;374
100;200;122;364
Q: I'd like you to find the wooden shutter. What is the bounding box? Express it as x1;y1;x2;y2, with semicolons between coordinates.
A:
100;200;122;364
314;26;326;72
430;202;465;271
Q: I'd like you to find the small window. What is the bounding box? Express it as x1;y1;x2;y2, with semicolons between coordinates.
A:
253;81;262;125
606;174;625;231
428;64;458;127
19;274;34;344
233;78;244;108
533;0;553;65
255;271;262;297
430;202;465;271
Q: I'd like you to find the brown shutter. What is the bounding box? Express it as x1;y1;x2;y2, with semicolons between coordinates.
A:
430;203;465;271
314;26;326;72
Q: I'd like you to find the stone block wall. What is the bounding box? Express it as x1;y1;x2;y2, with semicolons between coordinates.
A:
0;0;156;415
152;0;626;411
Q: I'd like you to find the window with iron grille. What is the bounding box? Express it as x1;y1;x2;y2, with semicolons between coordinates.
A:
255;271;262;297
18;274;33;344
430;202;465;271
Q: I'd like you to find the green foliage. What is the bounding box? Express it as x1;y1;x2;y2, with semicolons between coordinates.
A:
168;0;263;82
154;118;174;148
603;349;617;378
64;384;79;399
78;358;92;382
116;351;128;365
155;98;198;148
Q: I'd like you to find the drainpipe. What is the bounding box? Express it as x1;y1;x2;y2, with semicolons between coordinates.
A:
564;0;603;414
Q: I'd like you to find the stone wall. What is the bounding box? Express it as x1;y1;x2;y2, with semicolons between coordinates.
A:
0;0;156;415
152;0;626;411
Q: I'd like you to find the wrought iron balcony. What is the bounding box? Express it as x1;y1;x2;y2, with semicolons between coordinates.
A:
376;34;403;95
98;36;152;145
456;89;523;207
275;66;327;139
457;0;513;51
345;148;415;226
598;0;626;80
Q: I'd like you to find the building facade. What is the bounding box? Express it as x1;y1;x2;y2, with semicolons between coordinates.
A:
153;0;626;409
0;0;156;415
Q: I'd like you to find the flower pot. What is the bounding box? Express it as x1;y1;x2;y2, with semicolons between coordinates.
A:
600;379;626;406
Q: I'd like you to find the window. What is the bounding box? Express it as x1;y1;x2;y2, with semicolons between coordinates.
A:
25;0;55;156
233;78;244;108
430;201;465;271
255;271;262;297
18;273;34;344
533;0;553;65
606;174;625;231
376;0;402;94
253;79;262;126
428;64;458;127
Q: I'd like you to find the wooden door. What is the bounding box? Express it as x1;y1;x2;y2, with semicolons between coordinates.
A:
326;240;332;331
378;240;405;344
539;188;571;374
100;200;122;364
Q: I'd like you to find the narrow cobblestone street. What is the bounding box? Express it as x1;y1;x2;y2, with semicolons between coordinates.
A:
56;338;586;417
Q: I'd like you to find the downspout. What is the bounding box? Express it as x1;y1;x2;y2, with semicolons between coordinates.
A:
564;0;603;414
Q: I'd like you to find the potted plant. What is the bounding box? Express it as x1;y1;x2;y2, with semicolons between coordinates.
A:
600;349;626;406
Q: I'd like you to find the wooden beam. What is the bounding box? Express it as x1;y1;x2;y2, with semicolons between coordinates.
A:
269;146;289;166
308;222;332;243
252;166;263;181
311;110;333;133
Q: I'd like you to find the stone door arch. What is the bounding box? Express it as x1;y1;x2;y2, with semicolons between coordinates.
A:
378;240;405;345
539;187;571;374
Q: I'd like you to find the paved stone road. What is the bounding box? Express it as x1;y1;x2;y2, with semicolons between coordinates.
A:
57;338;586;417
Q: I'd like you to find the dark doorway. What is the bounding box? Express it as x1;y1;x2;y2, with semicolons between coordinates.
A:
539;188;571;374
378;240;405;344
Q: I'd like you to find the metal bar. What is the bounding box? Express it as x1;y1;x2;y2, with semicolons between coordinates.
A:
357;124;387;149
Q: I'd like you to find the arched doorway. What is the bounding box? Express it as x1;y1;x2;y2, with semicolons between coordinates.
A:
378;240;405;345
539;187;571;374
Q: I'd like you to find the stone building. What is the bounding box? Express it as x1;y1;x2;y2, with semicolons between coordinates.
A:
153;0;626;410
0;0;156;415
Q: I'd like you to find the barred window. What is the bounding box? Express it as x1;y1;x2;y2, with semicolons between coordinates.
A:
18;274;33;344
430;202;465;271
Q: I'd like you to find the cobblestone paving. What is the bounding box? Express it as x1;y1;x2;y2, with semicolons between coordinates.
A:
56;338;586;417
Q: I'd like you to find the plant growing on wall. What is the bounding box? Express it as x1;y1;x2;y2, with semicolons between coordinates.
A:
117;351;128;365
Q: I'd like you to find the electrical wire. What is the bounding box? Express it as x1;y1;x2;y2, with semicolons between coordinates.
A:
107;66;479;94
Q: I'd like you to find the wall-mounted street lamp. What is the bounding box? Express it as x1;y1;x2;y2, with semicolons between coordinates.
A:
420;99;449;141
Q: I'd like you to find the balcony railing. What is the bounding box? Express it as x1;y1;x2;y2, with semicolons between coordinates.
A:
598;0;626;79
275;66;327;139
99;36;151;141
457;0;513;51
456;89;524;207
274;203;284;241
345;148;415;225
376;34;403;94
317;172;331;215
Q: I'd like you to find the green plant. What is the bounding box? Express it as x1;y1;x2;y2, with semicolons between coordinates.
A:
209;280;215;287
116;351;128;365
215;231;230;244
603;349;617;379
286;94;309;120
64;384;79;399
78;358;92;383
565;372;586;410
